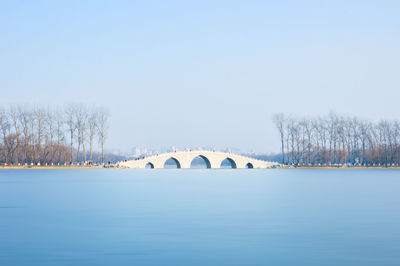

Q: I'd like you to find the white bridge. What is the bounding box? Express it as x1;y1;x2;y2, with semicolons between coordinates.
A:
118;150;280;169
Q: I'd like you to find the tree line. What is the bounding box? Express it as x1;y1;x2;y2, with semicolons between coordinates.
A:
273;113;400;166
0;104;109;165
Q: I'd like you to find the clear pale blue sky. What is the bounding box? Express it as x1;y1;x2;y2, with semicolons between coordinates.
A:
1;1;399;153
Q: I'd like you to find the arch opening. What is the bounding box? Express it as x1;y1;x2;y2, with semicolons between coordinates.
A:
220;158;237;169
164;157;181;169
145;162;154;169
246;163;254;169
190;155;211;169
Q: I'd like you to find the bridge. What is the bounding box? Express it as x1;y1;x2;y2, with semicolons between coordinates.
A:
118;150;280;169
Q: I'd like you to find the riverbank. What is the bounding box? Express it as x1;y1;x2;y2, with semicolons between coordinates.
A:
0;165;105;169
1;165;400;169
286;165;400;169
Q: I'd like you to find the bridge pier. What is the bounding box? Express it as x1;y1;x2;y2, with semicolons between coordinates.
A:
178;159;192;169
152;161;165;169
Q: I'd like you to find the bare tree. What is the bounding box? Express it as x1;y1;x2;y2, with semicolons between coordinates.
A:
65;105;76;163
81;112;87;163
88;109;97;162
55;107;64;164
73;104;87;163
46;107;55;163
273;113;286;164
28;109;36;164
0;107;10;163
18;106;31;164
9;106;21;164
34;107;46;164
97;107;109;164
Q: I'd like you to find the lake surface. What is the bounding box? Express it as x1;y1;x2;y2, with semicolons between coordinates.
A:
0;169;399;266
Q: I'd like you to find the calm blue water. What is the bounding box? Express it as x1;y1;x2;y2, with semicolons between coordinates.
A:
0;169;399;266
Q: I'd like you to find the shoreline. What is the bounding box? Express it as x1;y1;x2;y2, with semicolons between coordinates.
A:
290;166;400;169
0;166;400;169
0;165;104;169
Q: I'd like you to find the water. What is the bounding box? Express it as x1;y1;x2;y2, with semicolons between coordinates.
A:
0;169;399;266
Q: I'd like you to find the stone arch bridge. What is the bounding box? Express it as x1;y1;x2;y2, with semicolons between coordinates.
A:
118;150;279;169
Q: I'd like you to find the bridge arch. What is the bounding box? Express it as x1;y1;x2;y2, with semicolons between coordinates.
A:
164;157;181;168
220;157;237;169
190;155;211;168
145;162;154;168
246;162;254;169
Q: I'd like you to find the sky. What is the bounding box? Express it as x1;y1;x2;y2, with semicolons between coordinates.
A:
1;1;399;153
